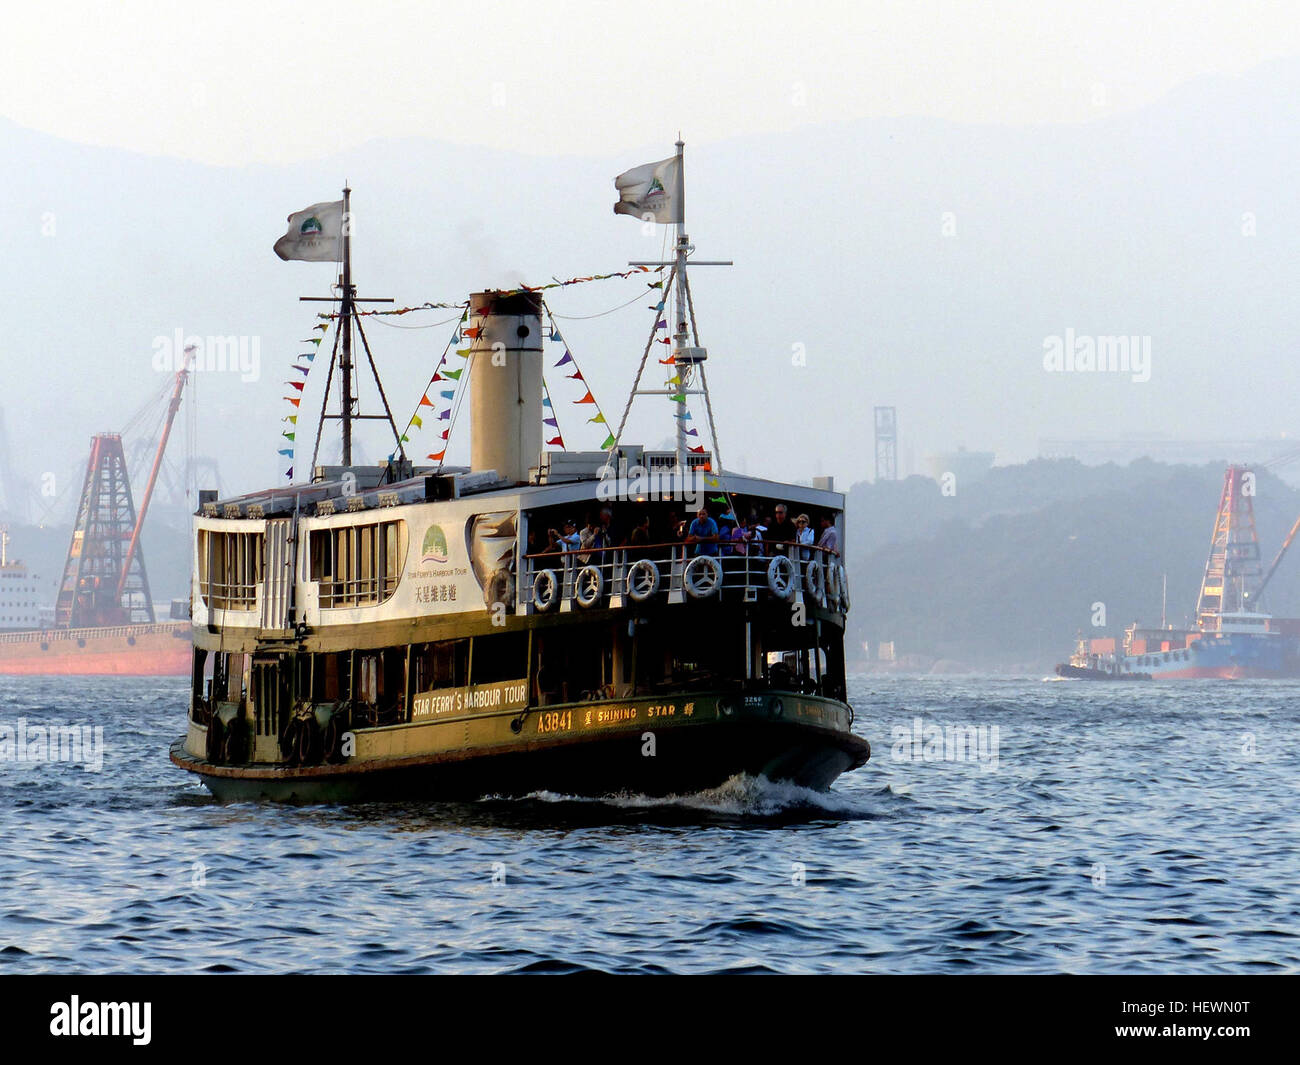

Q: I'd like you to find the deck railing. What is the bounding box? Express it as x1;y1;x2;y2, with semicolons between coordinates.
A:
518;539;848;614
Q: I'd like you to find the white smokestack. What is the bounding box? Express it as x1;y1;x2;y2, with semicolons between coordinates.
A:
468;289;544;483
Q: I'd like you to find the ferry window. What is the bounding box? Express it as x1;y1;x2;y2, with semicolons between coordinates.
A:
311;519;407;608
472;631;529;685
198;529;264;610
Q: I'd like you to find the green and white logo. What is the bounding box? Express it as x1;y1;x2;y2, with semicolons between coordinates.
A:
421;524;449;565
299;216;323;236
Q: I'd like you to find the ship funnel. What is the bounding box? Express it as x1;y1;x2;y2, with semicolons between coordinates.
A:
467;290;544;484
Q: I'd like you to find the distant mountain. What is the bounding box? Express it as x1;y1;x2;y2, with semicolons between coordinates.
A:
844;459;1300;672
2;57;1300;497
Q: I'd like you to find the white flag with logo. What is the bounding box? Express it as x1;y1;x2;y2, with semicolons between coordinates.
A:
273;200;344;261
613;156;682;224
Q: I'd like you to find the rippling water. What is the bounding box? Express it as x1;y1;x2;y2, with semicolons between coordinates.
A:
1;675;1297;973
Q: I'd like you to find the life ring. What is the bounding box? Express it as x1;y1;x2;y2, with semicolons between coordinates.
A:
684;555;723;599
574;564;604;608
825;561;842;610
839;563;851;611
486;568;515;610
532;568;559;612
626;558;661;602
804;558;826;606
766;555;795;600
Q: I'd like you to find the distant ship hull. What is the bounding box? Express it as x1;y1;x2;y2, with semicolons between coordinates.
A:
0;621;191;676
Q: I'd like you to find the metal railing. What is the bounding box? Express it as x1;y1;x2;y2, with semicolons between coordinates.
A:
519;539;847;613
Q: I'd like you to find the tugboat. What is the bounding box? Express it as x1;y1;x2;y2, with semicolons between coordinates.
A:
171;145;869;800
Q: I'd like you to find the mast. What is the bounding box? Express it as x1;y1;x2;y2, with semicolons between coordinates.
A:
301;186;404;475
116;344;192;605
340;184;355;466
672;138;689;470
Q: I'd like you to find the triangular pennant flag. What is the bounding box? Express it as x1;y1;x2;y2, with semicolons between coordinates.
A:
297;352;315;362
542;396;553;408
544;417;559;427
689;445;706;454
567;371;584;381
647;281;663;289
666;375;680;385
440;429;449;439
709;495;727;504
587;413;606;424
704;476;719;487
286;467;293;478
550;329;564;344
650;301;664;311
555;351;573;367
657;338;672;345
411;415;423;430
463;327;481;338
655;319;667;329
443;368;463;379
293;364;310;376
546;435;564;447
669;394;685;402
427;451;446;461
283;431;296;441
456;348;472;358
283;397;301;406
282;415;298;424
600;433;616;450
400;434;409;443
314;322;329;332
574;391;596;404
287;381;305;391
685;427;698;436
278;448;294;457
419;394;434;407
440;389;454;399
659;356;676;364
432;373;444;382
303;337;322;346
451;331;461;344
438;409;451;420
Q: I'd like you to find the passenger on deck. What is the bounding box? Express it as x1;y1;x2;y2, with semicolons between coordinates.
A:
795;514;814;560
768;505;797;556
728;513;752;556
817;515;840;556
559;519;581;552
685;505;721;556
628;513;652;561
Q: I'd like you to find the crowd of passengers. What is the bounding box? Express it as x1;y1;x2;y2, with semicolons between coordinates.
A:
526;502;840;562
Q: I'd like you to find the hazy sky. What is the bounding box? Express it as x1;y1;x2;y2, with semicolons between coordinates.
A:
6;1;1300;164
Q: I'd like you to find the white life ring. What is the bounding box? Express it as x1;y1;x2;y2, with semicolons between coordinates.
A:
574;564;604;608
825;561;842;610
838;563;851;612
626;558;661;602
766;555;795;600
683;555;723;599
486;568;515;610
803;558;826;606
532;568;558;612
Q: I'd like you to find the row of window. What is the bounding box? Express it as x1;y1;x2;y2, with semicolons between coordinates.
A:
199;520;411;612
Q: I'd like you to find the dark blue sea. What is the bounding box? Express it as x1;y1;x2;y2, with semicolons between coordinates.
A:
1;675;1296;974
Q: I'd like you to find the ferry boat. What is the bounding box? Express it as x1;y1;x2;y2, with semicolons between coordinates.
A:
171;149;869;801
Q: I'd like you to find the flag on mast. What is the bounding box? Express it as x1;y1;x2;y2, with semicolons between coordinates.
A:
273;200;344;261
613;156;682;224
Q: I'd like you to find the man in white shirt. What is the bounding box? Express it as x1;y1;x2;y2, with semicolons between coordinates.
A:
817;515;839;556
